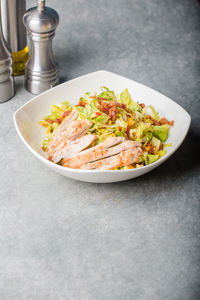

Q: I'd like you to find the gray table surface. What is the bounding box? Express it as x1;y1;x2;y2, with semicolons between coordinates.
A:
0;0;200;299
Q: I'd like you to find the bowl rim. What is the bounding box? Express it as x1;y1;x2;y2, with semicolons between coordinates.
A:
13;70;191;174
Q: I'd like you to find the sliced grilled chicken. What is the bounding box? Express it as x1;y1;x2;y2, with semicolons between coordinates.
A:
98;147;142;170
62;136;125;168
79;140;140;169
48;127;71;158
52;134;97;163
57;108;78;134
51;119;92;160
63;119;91;142
82;147;142;170
47;108;78;154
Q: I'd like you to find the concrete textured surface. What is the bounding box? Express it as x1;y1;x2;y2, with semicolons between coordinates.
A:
0;0;200;299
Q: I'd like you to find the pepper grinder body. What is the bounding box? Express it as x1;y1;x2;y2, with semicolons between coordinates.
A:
23;1;59;94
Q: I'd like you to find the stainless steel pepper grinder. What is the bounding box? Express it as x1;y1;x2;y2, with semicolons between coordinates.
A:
0;2;14;103
23;0;59;94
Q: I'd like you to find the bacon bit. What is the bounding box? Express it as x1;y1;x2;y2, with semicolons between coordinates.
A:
97;99;131;116
125;126;130;139
42;146;45;151
116;102;131;113
159;117;174;126
132;164;137;169
91;95;132;116
142;144;149;151
142;143;157;154
62;110;71;118
146;115;174;126
55;118;62;124
150;146;157;154
145;145;151;152
77;100;87;107
146;115;159;125
139;103;145;108
152;119;160;126
96;98;134;124
126;164;134;169
109;105;118;121
97;101;111;114
48;110;71;125
46;119;54;124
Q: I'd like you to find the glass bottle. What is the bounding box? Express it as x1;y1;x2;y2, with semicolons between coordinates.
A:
1;0;28;76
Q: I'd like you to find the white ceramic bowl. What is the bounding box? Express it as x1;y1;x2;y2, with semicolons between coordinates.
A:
13;70;191;183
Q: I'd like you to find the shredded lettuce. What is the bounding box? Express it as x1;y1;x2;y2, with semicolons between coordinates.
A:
153;124;169;142
93;114;109;126
89;99;100;112
145;154;160;164
157;150;166;157
163;143;172;148
150;137;161;153
130;122;152;142
97;86;116;101
142;105;160;121
120;88;142;112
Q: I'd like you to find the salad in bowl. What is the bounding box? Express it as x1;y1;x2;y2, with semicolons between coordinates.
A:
39;87;174;170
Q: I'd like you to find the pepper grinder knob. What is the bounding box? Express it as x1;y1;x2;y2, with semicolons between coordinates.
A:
23;0;59;94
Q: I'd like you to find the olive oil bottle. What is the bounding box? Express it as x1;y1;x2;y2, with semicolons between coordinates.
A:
12;45;29;76
1;0;28;76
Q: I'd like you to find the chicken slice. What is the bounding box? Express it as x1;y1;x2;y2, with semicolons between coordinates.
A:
82;147;142;170
51;118;92;160
62;136;125;168
57;108;78;134
52;134;97;163
79;140;140;169
47;108;78;154
63;119;91;142
98;147;142;170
